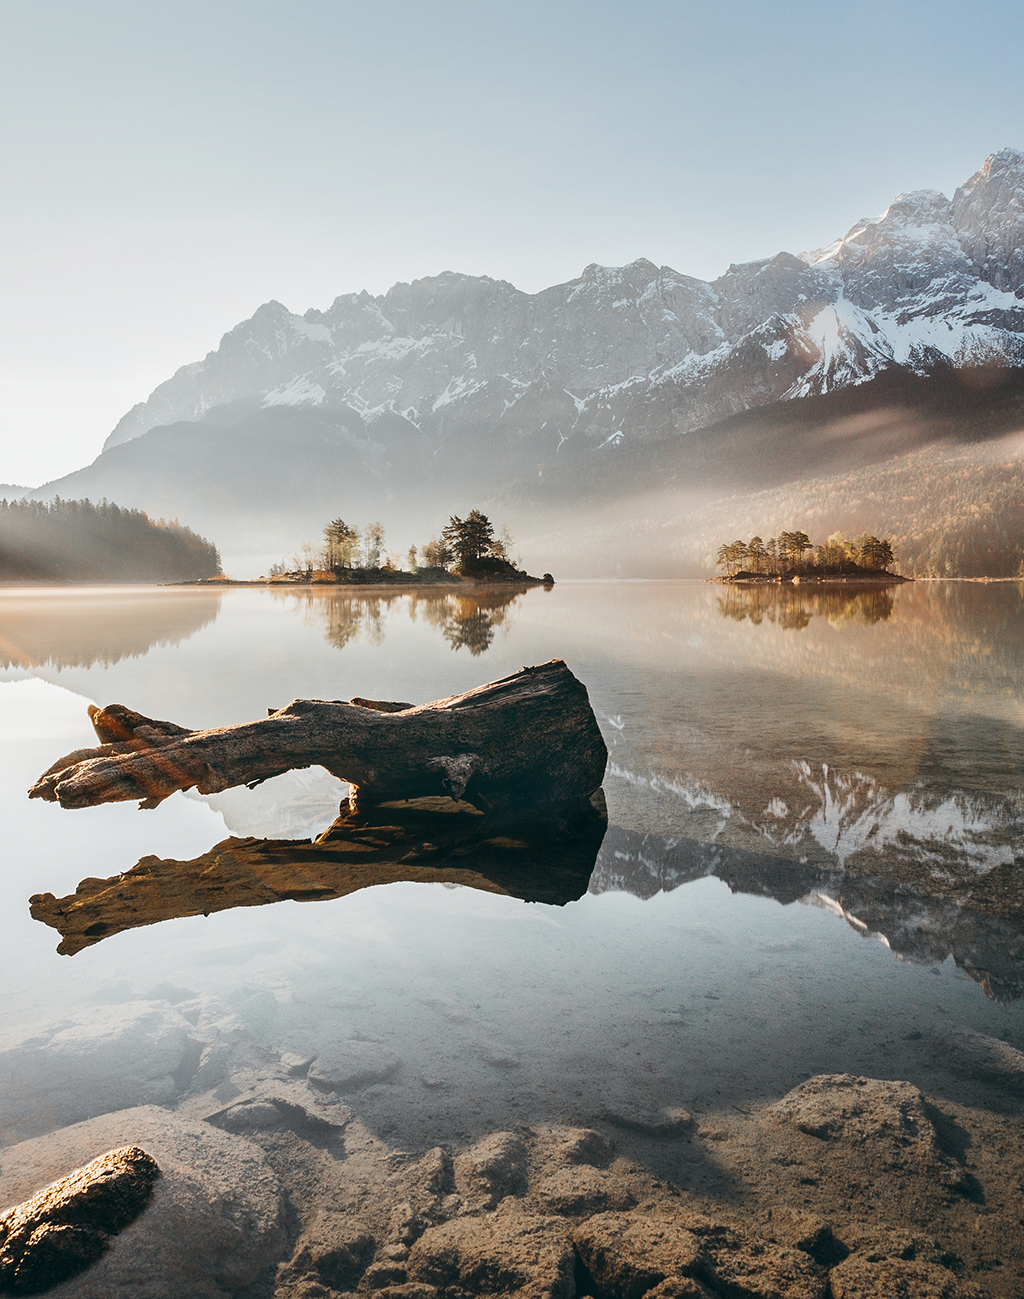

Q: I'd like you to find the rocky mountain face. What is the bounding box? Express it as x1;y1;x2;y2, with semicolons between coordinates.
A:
101;149;1024;461
30;149;1024;570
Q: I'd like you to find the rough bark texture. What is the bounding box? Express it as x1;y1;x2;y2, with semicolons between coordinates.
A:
28;659;607;816
0;1146;159;1294
29;793;608;956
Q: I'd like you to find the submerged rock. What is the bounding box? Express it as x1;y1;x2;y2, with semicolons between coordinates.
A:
937;1028;1024;1093
767;1075;941;1165
0;1006;200;1142
307;1040;401;1093
533;1165;636;1215
572;1211;708;1298
277;1210;374;1292
828;1255;967;1298
452;1132;527;1210
407;1212;576;1299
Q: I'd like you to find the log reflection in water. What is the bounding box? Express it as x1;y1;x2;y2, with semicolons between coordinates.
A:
716;584;895;630
273;587;526;655
29;793;608;955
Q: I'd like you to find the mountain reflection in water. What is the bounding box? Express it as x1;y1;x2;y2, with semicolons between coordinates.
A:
592;823;1024;1002
271;587;525;655
716;584;896;630
0;589;222;669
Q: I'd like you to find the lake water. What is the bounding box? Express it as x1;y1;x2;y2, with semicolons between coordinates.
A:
1;579;1023;1154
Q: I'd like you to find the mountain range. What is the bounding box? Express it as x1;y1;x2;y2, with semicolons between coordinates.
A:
20;148;1024;575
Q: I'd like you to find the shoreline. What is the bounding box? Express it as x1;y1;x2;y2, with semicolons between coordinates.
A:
708;571;912;586
172;577;554;590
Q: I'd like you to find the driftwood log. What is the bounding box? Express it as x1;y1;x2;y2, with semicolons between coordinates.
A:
30;793;608;956
28;659;607;817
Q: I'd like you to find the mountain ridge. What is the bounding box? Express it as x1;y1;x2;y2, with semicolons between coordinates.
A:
100;148;1024;462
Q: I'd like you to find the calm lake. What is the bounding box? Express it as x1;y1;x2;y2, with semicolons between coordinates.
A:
1;579;1023;1151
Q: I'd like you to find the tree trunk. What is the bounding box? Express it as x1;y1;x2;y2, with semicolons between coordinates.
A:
29;659;608;817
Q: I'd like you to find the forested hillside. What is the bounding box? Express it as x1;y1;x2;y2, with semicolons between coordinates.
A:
692;436;1024;578
0;498;221;582
524;430;1024;578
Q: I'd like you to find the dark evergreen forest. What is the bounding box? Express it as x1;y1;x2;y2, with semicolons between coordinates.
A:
0;498;221;582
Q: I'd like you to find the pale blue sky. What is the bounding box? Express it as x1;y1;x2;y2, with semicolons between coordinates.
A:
2;0;1022;484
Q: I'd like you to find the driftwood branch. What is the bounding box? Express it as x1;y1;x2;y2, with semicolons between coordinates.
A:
30;793;608;955
28;659;607;817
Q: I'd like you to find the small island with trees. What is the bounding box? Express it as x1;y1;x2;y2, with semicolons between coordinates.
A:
257;509;553;587
712;529;907;584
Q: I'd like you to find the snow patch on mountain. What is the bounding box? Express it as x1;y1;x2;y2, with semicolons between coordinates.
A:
263;376;327;407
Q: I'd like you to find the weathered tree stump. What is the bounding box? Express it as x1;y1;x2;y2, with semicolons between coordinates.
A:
30;793;608;955
0;1146;159;1294
28;659;607;817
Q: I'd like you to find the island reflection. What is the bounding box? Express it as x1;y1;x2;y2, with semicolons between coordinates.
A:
716;584;895;630
271;587;526;655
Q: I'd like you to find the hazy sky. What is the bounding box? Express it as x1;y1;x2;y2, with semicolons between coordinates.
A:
2;0;1022;486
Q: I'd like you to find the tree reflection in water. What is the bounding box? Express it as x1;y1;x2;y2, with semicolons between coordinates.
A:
0;590;223;669
274;587;525;655
717;585;895;630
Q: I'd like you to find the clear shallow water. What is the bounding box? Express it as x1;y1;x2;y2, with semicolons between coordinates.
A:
1;580;1023;1151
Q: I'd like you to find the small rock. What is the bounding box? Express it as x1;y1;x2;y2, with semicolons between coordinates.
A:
206;1100;282;1132
937;1028;1024;1093
279;1052;314;1077
280;1212;374;1291
0;1145;159;1294
453;1132;527;1209
401;1147;453;1202
545;1127;615;1167
767;1076;940;1165
829;1255;965;1297
599;1101;696;1137
705;1238;827;1299
534;1167;636;1215
572;1212;707;1299
363;1259;409;1289
307;1041;400;1092
408;1213;574;1299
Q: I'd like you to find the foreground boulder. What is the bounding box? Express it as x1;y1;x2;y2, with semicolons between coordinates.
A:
0;1107;285;1298
0;1145;159;1294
